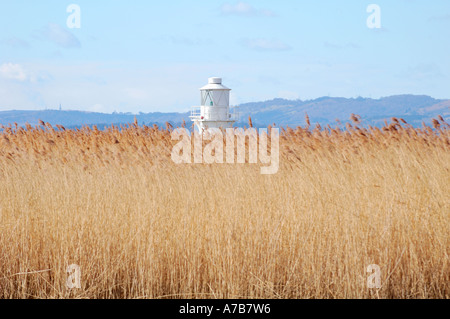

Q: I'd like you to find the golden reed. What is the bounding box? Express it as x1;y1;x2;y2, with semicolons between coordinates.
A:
0;115;448;299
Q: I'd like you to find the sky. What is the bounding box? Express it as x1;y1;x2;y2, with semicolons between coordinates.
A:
0;0;449;113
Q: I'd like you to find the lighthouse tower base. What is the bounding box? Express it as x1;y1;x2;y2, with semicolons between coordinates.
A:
193;120;235;131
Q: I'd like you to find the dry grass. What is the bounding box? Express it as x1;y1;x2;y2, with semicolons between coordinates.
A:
0;117;448;299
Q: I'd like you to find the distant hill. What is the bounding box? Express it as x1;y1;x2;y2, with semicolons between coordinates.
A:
0;95;448;129
0;110;189;129
237;95;449;127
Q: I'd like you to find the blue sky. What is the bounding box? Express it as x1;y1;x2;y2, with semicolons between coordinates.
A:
0;0;449;113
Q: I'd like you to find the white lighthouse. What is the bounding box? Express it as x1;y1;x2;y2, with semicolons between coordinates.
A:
190;77;238;131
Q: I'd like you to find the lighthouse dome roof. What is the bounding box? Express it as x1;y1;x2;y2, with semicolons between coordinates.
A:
199;77;231;91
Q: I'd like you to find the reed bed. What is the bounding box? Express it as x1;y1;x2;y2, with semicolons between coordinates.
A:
0;116;448;299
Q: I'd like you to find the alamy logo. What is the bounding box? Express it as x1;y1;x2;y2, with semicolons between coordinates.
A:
171;128;280;175
66;4;81;29
66;264;81;289
366;4;381;29
367;264;382;289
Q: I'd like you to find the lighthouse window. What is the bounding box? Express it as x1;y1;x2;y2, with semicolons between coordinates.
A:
203;91;214;106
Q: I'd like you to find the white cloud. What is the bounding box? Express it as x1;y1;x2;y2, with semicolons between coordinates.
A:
0;63;28;81
41;23;81;48
242;38;291;51
0;63;52;83
221;2;254;15
221;2;276;17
